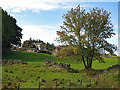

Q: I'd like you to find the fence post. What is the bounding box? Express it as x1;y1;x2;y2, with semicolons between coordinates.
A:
90;78;91;85
106;73;108;79
18;83;20;90
112;71;114;77
69;81;71;90
97;75;99;81
56;80;57;88
81;79;83;86
104;74;106;81
39;82;40;90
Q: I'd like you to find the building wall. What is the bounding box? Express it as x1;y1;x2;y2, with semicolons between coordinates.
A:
35;43;46;51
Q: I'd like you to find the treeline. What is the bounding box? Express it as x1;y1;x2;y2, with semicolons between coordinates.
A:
17;38;55;52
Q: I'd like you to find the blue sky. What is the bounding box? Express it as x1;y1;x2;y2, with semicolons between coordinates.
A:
0;0;119;55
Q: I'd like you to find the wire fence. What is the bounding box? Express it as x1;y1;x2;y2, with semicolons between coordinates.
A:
2;70;119;89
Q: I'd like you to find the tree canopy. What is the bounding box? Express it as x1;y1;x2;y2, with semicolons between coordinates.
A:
56;5;117;69
2;9;22;50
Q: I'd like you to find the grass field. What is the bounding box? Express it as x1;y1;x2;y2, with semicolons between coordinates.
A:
2;51;120;88
2;51;55;62
2;62;119;88
2;51;119;69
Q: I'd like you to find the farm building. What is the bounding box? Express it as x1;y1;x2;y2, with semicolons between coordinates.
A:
35;43;47;51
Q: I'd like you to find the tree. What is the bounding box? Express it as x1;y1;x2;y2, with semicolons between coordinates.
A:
22;38;35;50
46;42;55;52
56;5;117;69
2;9;22;50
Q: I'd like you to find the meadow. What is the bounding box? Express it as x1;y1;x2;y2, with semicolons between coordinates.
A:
2;51;120;88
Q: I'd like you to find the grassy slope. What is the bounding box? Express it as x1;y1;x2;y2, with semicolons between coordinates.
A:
2;51;55;62
2;51;119;88
2;51;119;70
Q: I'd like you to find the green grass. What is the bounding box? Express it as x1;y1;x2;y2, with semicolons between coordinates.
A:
92;58;119;69
2;51;119;70
2;62;85;88
2;62;119;88
3;51;55;62
2;51;119;88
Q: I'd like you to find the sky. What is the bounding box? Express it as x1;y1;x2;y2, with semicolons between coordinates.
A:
0;0;119;55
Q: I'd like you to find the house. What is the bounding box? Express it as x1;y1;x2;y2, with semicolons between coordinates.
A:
24;43;46;53
35;43;46;51
26;48;36;52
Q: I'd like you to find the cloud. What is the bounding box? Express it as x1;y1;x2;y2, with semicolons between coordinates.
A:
32;9;40;13
113;24;118;30
0;0;89;13
0;0;119;13
60;4;88;10
112;33;118;39
11;8;26;13
21;25;60;45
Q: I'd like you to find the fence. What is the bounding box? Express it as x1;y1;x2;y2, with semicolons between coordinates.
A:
3;71;118;89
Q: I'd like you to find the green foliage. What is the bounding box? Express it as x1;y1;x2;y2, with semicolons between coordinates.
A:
22;40;35;50
2;9;22;50
55;45;76;63
46;42;55;52
56;5;117;69
56;45;74;57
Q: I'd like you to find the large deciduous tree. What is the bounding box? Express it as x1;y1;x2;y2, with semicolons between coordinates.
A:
56;5;117;69
2;9;22;50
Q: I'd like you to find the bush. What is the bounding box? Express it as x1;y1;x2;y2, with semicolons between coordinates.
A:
55;46;74;60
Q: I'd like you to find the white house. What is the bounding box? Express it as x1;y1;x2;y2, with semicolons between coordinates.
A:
35;43;46;51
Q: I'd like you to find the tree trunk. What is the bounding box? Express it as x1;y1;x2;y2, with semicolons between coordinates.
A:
82;56;87;68
86;57;90;69
89;57;93;69
85;56;93;70
87;57;89;66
